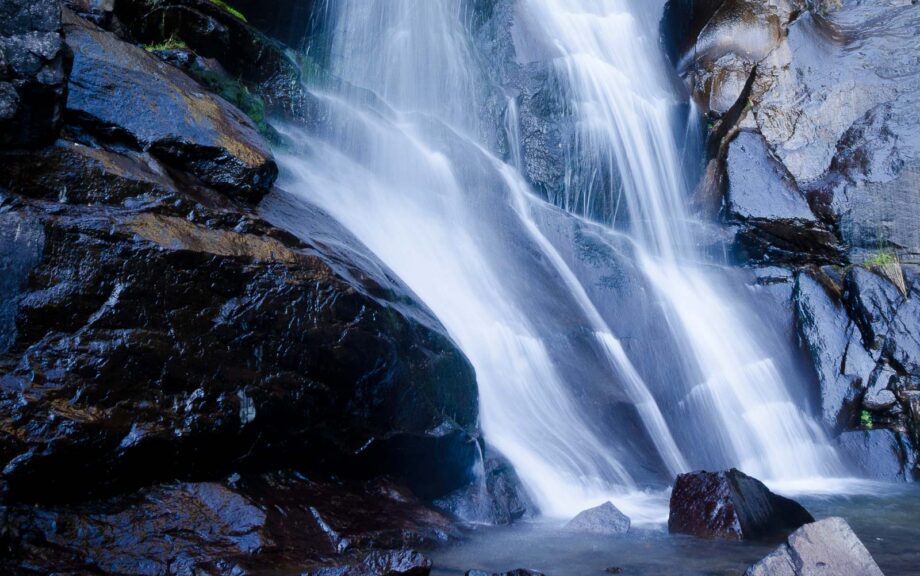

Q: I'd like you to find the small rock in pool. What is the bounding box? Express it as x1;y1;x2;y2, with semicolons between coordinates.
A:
565;501;631;535
465;570;545;576
745;517;884;576
668;469;813;540
605;568;623;574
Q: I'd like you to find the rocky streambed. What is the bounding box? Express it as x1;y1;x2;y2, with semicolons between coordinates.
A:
1;0;919;574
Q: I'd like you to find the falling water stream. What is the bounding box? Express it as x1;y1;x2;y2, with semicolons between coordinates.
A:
272;0;851;521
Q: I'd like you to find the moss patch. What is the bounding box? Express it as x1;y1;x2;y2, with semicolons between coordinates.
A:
144;37;188;52
209;0;247;23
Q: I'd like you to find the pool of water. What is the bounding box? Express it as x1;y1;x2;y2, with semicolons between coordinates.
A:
430;484;920;576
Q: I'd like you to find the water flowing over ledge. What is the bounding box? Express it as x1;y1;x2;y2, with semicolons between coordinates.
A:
276;0;858;518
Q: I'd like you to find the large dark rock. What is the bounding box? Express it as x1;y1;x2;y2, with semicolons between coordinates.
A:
668;469;814;541
63;9;277;202
1;471;449;575
745;517;884;576
0;0;71;148
565;501;630;536
0;191;479;504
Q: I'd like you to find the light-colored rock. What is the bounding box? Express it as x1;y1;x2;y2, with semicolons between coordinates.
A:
745;517;884;576
565;501;630;535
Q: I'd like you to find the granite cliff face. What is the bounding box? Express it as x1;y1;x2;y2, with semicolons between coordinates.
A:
664;0;920;479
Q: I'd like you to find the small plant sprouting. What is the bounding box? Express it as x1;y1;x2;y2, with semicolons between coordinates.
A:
864;250;898;268
144;37;187;52
860;410;874;430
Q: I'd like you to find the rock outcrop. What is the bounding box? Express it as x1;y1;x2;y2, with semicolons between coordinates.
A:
0;0;71;148
0;3;481;574
745;517;884;576
668;469;814;540
64;9;277;201
664;0;920;480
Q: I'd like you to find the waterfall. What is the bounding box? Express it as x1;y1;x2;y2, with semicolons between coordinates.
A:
515;0;844;483
272;0;847;521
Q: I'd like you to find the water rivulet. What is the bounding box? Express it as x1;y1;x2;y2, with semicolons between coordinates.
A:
273;0;849;520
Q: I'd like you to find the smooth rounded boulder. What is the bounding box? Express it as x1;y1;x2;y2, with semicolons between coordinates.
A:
668;469;814;540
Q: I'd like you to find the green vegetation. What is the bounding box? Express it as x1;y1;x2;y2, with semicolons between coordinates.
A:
860;409;874;430
144;37;187;52
864;250;898;267
209;0;248;23
192;67;279;142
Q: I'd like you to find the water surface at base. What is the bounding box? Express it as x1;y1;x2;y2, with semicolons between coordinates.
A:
430;485;920;576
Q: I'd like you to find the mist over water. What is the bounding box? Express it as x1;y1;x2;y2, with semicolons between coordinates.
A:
273;0;852;520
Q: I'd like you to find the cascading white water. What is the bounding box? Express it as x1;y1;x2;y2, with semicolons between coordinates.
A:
514;0;844;483
276;0;690;521
274;0;850;521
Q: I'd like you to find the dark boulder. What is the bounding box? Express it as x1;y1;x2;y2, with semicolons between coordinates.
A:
0;0;71;148
745;517;884;576
565;501;630;536
0;193;479;504
668;469;814;541
726;131;841;264
63;9;277;202
1;471;449;575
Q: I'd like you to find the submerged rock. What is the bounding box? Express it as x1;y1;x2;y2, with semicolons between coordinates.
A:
466;570;545;576
668;469;814;541
744;517;884;576
565;501;630;536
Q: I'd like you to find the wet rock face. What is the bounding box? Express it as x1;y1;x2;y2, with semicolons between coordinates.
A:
836;429;914;482
744;517;884;576
726;131;840;264
114;0;307;120
0;195;478;504
3;471;448;575
63;9;277;202
434;448;535;525
565;501;630;536
793;271;871;432
668;469;814;541
0;0;71;149
668;0;920;263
